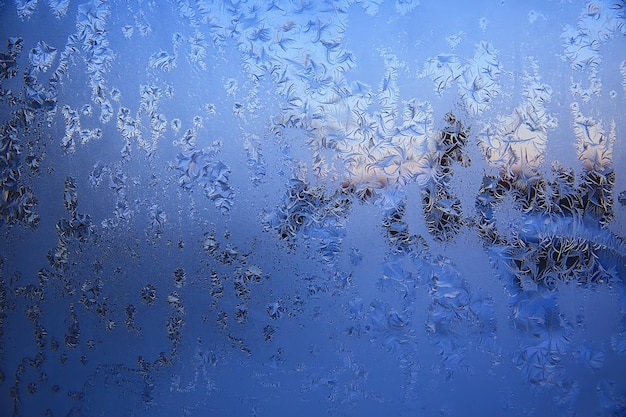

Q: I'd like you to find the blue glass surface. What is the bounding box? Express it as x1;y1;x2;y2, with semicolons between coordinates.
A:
1;1;625;416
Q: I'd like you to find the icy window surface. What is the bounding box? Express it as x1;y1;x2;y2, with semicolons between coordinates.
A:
1;1;626;416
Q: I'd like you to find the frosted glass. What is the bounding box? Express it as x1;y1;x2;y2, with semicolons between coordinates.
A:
1;1;625;416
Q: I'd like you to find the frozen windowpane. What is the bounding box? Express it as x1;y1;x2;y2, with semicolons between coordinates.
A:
1;1;625;416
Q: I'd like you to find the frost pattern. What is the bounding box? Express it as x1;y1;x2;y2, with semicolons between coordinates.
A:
176;140;234;214
29;40;57;72
478;59;558;173
421;41;502;115
561;1;626;101
1;1;625;416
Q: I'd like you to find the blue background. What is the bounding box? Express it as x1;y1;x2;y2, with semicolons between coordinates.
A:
1;1;626;416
